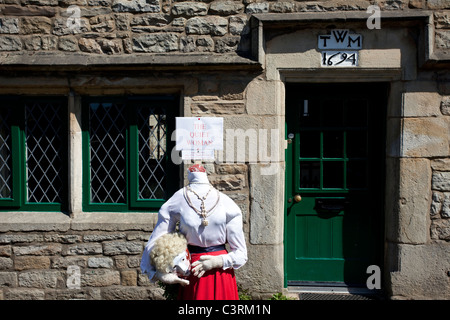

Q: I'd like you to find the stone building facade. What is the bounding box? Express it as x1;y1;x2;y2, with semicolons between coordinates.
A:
0;0;449;300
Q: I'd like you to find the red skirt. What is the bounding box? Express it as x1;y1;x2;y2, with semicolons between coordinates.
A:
178;250;239;300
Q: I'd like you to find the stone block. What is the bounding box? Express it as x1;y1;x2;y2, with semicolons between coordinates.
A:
121;270;137;286
185;16;228;36
401;117;449;157
432;171;450;191
101;286;154;300
430;191;443;218
0;234;43;243
0;35;21;51
0;257;13;270
51;256;87;269
389;243;450;299
0;246;11;257
43;234;82;244
245;2;269;14
132;33;178;52
436;30;450;49
215;164;247;175
18;270;62;288
112;0;160;13
441;96;450;115
98;38;123;54
431;218;450;240
13;244;62;256
249;163;284;245
78;38;103;54
89;14;115;33
81;269;120;287
64;243;102;256
0;17;19;34
171;2;208;17
428;0;450;9
87;257;114;268
20;17;52;34
397;158;431;244
191;102;245;115
52;17;90;36
209;1;244;16
246;79;283;115
215;36;240;53
1;5;57;17
229;15;249;36
130;14;168;27
237;244;283;294
435;11;450;28
209;174;246;191
0;272;17;287
21;0;58;5
58;36;79;51
83;233;127;242
402;91;442;117
270;1;296;13
4;288;45;300
103;241;143;255
14;256;51;271
431;158;450;171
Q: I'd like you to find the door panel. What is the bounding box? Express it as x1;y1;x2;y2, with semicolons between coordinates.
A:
285;83;387;286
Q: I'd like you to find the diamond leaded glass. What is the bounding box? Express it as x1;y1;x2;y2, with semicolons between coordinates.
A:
0;107;12;199
89;102;127;203
25;102;64;203
138;105;167;200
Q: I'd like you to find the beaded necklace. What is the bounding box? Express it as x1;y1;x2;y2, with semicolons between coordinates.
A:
183;184;220;226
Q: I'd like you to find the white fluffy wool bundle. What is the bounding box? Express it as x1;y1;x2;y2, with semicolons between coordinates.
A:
150;233;188;274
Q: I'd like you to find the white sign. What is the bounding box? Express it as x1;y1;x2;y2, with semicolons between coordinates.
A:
176;117;223;160
318;29;362;68
318;29;362;50
321;51;358;67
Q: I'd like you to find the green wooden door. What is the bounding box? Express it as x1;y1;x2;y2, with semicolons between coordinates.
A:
285;83;387;286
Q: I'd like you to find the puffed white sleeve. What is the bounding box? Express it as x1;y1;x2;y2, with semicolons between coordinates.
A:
221;196;248;270
140;191;181;282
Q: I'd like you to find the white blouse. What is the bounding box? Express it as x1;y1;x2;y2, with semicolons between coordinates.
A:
140;171;248;281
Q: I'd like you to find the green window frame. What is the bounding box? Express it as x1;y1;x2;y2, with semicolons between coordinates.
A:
0;96;68;211
81;95;179;212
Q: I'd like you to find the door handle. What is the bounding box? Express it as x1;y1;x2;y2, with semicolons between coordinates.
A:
293;194;302;203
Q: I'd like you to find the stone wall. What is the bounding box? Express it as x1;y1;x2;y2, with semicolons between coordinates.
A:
0;0;449;55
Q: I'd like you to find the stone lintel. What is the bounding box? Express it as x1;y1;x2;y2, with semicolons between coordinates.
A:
0;52;261;71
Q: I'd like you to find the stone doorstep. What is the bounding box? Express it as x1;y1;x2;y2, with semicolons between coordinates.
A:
0;211;157;232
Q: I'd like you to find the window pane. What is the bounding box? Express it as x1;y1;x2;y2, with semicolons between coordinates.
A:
299;131;320;158
25;102;64;203
323;131;343;158
89;102;126;203
300;161;320;188
0;107;12;199
323;161;344;188
138;105;167;200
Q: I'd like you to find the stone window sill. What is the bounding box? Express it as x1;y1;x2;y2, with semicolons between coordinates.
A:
0;211;157;232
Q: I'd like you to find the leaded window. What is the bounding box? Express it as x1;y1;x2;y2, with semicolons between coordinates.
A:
0;97;67;211
82;96;178;211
